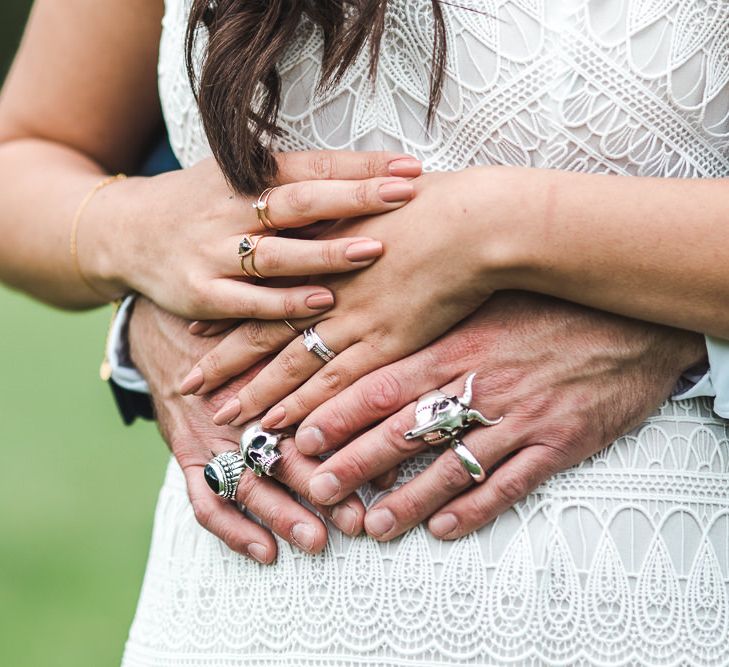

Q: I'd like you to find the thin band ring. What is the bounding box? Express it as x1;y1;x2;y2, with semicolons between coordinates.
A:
283;319;298;334
238;234;266;279
451;439;487;483
252;187;279;231
302;327;337;363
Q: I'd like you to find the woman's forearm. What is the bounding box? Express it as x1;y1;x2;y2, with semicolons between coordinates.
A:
489;167;729;338
0;138;127;308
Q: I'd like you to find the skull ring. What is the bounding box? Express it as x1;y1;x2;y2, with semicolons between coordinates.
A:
404;373;502;444
240;421;284;477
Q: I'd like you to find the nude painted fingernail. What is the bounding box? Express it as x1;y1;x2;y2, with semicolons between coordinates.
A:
291;523;317;553
213;398;241;425
345;240;383;262
179;367;204;395
309;472;341;503
388;158;422;177
429;513;459;538
331;503;359;536
296;426;325;454
378;180;414;203
248;543;269;564
365;508;395;538
188;320;211;336
305;292;334;310
261;405;286;428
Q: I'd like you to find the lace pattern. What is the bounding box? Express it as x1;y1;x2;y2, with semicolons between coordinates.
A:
125;1;729;665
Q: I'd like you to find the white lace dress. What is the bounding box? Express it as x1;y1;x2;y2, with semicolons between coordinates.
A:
122;1;729;665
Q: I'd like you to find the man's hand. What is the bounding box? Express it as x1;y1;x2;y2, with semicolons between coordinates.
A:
128;297;365;563
292;292;706;541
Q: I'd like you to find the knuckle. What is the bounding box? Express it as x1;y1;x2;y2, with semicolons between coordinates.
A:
240;383;265;411
382;416;420;455
257;239;281;272
238;319;268;351
440;453;472;493
277;348;302;377
394;488;427;525
362;371;403;413
351;182;371;211
192;499;212;528
310;153;336;180
493;470;530;507
319;241;337;268
287;182;314;214
319;367;345;393
323;408;356;442
290;391;311;415
339;450;371;485
364;155;381;178
281;293;298;318
203;350;225;379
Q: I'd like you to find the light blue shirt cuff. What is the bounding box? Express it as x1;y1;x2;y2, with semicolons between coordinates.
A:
106;295;150;394
672;335;729;419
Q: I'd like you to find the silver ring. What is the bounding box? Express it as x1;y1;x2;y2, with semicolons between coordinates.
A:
204;450;246;499
240;421;284;477
451;439;487;483
404;372;503;444
302;327;337;363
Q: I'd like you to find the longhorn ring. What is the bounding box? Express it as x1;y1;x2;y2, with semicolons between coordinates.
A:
404;372;502;444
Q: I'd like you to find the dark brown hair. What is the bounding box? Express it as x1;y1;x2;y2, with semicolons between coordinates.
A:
186;1;446;195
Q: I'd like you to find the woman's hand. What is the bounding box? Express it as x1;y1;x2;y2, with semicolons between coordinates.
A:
290;292;707;540
185;167;515;425
128;297;366;564
83;150;422;319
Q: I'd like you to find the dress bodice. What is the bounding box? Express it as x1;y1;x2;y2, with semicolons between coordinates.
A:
159;0;729;177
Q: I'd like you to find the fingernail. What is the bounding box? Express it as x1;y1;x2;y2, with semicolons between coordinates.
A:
309;472;341;503
388;158;422;177
331;503;359;536
291;523;317;553
213;398;241;425
365;508;395;538
248;543;269;564
188;320;211;335
179;367;204;395
345;240;383;262
379;180;414;203
296;426;325;454
305;291;334;310
429;513;459;538
261;405;286;428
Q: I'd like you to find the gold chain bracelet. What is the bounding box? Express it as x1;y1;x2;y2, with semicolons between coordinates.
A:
69;173;127;301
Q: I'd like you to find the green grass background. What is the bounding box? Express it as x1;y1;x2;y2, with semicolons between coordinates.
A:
1;3;169;665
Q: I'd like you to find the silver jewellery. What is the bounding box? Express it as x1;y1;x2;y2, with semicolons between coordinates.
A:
204;422;285;496
404;373;502;444
302;327;337;363
240;421;284;477
252;187;279;231
204;450;246;500
403;373;502;483
451;439;487;483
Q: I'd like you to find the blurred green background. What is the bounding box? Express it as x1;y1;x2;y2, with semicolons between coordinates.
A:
0;3;169;665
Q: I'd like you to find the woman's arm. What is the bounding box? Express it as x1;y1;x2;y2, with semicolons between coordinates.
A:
0;0;164;306
491;167;729;338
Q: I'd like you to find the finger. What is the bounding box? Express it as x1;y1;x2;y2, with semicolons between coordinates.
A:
224;234;384;279
234;468;329;556
180;320;295;396
211;280;337;320
296;348;446;455
221;321;357;427
362;415;516;541
373;466;400;490
188;319;239;337
259;340;397;430
306;404;425;506
274;150;422;184
184;463;278;564
271;438;365;537
428;445;560;540
260;177;414;230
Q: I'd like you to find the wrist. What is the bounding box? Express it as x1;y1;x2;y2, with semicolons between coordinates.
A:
81;175;144;299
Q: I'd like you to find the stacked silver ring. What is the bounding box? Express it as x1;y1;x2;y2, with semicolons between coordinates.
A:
204;450;247;500
302;327;337;363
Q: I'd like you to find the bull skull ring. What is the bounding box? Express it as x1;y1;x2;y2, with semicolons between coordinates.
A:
404;373;502;444
240;421;284;477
